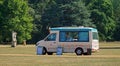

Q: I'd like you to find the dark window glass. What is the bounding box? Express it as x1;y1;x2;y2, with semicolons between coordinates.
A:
93;32;98;40
60;31;79;42
79;32;89;42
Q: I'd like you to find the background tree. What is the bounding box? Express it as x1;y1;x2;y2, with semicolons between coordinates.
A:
1;0;120;44
0;0;3;3
41;0;95;40
28;0;55;43
0;0;3;42
111;0;120;41
85;0;116;41
42;0;95;28
60;0;95;27
0;0;33;43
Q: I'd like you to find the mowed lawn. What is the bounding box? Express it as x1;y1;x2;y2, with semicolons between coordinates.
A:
0;42;120;66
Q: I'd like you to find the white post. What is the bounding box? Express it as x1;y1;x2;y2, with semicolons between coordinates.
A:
11;31;17;47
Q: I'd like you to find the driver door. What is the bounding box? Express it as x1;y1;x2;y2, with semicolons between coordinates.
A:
44;33;57;52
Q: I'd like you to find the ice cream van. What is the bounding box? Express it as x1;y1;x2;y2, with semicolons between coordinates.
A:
36;27;99;55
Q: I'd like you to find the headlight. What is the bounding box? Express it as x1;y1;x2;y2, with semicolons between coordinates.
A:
36;42;39;46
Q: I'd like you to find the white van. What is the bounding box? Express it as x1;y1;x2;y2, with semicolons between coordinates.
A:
36;27;99;55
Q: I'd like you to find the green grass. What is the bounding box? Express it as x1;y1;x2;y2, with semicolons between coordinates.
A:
0;42;120;66
100;41;120;47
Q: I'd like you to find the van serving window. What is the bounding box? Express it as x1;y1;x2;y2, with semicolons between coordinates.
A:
79;31;89;42
59;31;89;42
60;31;78;42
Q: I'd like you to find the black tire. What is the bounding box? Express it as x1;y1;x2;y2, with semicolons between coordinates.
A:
42;47;47;55
75;48;83;55
47;52;53;55
83;49;92;55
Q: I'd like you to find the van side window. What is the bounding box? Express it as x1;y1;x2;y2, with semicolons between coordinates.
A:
45;33;56;41
93;32;98;40
59;32;66;41
79;31;89;42
60;31;78;42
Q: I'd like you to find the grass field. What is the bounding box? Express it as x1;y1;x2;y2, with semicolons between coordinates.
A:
0;42;120;66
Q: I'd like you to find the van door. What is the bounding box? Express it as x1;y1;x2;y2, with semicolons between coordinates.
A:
44;33;57;52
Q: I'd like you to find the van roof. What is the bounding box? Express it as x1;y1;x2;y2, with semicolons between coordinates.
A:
50;27;97;32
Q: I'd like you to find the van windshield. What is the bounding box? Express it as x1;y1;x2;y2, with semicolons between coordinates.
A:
45;33;56;41
92;32;98;40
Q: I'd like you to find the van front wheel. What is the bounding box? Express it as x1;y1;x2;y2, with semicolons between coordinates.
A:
75;48;83;55
42;48;47;55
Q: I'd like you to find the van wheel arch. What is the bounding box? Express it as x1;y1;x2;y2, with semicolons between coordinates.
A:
75;47;83;55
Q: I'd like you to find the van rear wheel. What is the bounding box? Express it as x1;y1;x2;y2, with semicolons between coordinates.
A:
75;48;83;55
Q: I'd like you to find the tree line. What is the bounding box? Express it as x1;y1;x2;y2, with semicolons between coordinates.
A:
0;0;120;44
